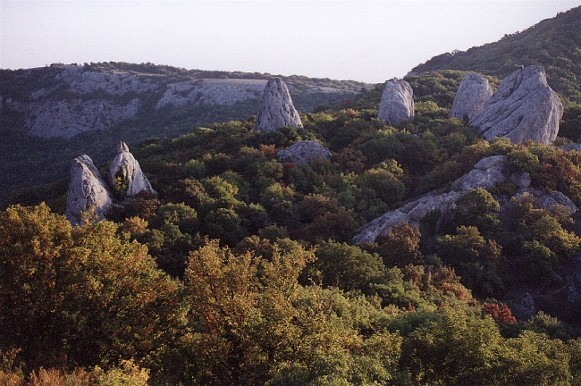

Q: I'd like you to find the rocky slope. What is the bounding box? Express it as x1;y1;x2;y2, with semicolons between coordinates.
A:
0;63;366;139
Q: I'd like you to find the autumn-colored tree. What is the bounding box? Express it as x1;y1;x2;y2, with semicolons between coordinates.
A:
0;204;184;372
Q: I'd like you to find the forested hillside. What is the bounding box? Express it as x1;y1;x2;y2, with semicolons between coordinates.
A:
1;67;580;385
411;6;581;105
2;7;581;385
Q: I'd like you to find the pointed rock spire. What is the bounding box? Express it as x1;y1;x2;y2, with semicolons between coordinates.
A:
450;73;493;121
65;154;112;224
254;78;302;131
377;79;414;125
470;65;563;144
109;141;156;198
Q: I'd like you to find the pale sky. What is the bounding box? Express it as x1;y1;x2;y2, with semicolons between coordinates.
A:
1;0;579;83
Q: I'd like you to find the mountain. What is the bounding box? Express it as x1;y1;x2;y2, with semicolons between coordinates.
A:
410;6;581;104
0;62;367;206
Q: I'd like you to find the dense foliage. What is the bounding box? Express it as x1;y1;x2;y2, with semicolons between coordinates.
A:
2;8;581;380
2;64;580;383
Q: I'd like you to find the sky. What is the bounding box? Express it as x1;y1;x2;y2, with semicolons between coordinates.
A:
1;0;579;83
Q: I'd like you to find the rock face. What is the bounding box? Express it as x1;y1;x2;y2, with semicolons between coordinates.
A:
353;154;577;244
470;65;563;144
449;73;493;121
377;79;414;125
109;142;156;198
254;78;303;131
277;141;331;164
28;99;140;138
65;155;112;224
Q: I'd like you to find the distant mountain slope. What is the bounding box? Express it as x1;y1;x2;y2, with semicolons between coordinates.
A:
0;62;367;139
410;6;581;104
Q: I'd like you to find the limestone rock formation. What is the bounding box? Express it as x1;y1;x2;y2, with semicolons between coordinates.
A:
254;78;303;131
449;73;493;121
377;79;414;125
65;155;112;224
277;141;331;164
470;65;563;144
109;142;156;198
353;191;462;245
353;153;577;244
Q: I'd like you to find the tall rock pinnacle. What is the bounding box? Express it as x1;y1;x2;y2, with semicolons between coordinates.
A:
377;79;414;125
108;141;156;198
65;155;112;224
470;65;563;144
254;78;302;131
449;73;493;121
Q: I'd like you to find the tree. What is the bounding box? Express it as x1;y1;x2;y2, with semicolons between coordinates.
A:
313;241;385;292
0;204;184;371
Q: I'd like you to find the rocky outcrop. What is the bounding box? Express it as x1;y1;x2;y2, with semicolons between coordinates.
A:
353;154;577;244
353;191;463;245
454;155;506;191
449;73;492;121
254;78;303;131
65;155;112;224
470;65;563;144
377;79;414;125
277;141;331;164
515;189;577;215
109;142;156;198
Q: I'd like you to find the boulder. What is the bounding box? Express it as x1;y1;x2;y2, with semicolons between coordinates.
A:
65;155;112;224
449;73;493;121
470;65;563;144
254;78;302;131
109;142;156;198
377;79;414;125
277;141;331;164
